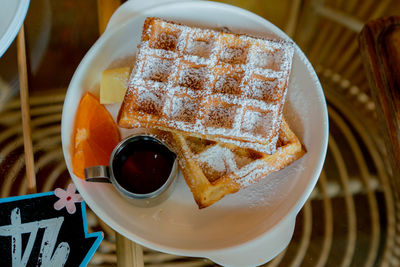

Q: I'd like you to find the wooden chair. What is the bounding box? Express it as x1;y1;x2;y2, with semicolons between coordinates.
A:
359;16;400;214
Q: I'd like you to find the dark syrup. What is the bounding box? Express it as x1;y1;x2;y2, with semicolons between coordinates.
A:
113;138;176;194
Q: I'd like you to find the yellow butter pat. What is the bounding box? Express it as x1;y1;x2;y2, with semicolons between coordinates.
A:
100;67;130;104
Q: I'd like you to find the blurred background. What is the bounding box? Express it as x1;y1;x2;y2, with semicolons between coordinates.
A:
0;0;400;266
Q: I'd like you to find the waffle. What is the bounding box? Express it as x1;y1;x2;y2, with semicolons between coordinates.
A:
171;118;306;209
118;17;295;154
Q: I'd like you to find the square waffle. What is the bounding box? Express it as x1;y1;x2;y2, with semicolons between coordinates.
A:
118;17;295;154
169;118;305;208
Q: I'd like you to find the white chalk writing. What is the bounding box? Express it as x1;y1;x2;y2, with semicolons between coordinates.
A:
0;208;70;266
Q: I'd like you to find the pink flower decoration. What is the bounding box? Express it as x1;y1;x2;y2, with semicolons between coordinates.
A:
54;183;83;214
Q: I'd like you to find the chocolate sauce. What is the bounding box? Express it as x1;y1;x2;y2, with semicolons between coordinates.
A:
112;137;176;194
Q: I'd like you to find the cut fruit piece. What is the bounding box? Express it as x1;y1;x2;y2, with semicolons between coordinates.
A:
72;92;121;179
100;67;130;104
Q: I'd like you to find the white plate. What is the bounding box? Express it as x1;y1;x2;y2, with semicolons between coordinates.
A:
61;1;328;266
0;0;30;57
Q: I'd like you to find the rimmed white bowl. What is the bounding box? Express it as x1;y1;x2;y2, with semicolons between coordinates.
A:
61;1;328;266
0;0;30;57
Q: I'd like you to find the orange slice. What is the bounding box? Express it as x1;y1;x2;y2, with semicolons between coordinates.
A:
72;92;121;179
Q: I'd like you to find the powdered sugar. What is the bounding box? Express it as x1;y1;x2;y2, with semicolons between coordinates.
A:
119;17;295;154
197;145;237;173
187;122;304;189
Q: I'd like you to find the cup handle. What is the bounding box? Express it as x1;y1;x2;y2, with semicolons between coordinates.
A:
84;166;112;183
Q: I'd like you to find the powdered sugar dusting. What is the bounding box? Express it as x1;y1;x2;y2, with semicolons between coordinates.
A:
185;120;305;189
197;145;237;173
120;18;295;154
237;157;306;208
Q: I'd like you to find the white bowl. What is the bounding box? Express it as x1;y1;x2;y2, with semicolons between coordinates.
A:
61;1;328;266
0;0;30;58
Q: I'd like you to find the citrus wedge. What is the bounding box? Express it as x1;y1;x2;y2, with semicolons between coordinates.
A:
72;92;121;179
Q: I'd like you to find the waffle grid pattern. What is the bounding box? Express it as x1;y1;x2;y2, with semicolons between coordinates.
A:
119;18;294;154
172;118;305;208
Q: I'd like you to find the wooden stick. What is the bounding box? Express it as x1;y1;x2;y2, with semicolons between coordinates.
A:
97;0;121;35
116;233;144;267
17;25;37;194
285;0;302;37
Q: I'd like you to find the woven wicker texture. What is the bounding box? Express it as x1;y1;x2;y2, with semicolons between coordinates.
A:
1;0;399;266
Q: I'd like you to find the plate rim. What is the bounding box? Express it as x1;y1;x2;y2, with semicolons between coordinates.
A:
0;0;30;58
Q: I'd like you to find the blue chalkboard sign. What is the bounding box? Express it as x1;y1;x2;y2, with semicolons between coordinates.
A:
0;184;103;267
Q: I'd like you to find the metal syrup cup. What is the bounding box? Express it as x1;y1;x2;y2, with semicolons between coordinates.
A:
84;135;178;207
